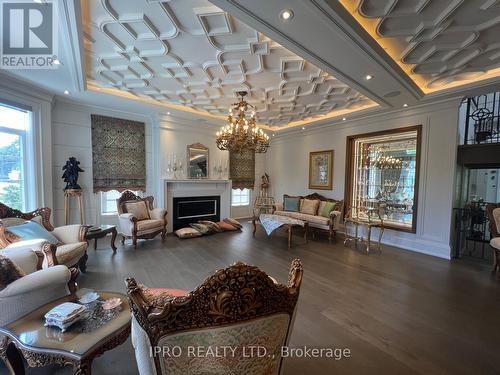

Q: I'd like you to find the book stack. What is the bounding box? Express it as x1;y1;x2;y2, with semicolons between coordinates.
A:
44;302;88;332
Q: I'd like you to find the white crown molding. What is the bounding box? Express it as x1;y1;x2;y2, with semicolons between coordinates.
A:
272;95;463;141
0;72;54;104
59;0;86;92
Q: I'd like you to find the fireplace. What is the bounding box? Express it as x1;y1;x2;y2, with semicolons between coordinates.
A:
172;195;220;230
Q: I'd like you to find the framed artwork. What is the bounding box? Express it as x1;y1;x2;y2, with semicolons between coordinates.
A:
308;150;334;190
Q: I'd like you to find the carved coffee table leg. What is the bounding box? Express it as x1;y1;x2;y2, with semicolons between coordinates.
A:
304;223;308;244
74;360;91;375
0;341;25;375
252;217;257;237
93;238;98;251
110;228;117;253
288;225;293;249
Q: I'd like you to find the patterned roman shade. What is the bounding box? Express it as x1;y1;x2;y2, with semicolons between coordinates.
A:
91;115;146;192
229;150;255;190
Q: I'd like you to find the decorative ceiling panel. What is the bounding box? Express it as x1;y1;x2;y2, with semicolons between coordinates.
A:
82;0;375;127
340;0;500;92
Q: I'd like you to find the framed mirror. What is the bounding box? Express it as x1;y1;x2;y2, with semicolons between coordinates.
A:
345;125;422;233
187;143;209;179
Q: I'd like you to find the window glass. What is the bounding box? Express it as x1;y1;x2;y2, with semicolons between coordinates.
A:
232;188;250;206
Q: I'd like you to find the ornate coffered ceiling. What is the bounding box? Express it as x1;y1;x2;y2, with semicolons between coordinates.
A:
81;0;376;128
340;0;500;93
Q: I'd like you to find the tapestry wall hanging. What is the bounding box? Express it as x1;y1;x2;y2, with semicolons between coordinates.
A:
229;149;255;190
308;150;334;190
91;114;146;192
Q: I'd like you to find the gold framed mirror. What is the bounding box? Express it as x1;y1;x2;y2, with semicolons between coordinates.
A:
187;143;209;179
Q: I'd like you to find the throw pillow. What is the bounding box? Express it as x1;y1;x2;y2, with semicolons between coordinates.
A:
300;199;320;215
217;221;239;231
190;223;214;235
199;220;223;232
175;227;202;239
6;221;59;245
125;201;150;220
319;201;337;218
223;217;243;229
283;196;300;212
0;255;25;291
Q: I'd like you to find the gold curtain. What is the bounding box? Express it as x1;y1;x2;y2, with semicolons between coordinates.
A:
229;150;255;189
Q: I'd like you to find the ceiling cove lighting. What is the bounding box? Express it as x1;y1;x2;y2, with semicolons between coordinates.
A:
216;91;270;153
280;9;294;20
403;103;408;107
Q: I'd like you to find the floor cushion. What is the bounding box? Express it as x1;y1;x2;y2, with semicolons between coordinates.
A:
190;223;214;235
223;217;242;229
175;227;202;239
217;221;239;231
198;220;223;232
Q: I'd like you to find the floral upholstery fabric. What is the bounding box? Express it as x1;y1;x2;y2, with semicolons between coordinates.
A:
136;219;165;232
273;211;330;226
157;314;290;375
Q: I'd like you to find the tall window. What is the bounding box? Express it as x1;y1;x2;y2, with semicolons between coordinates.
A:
232;188;250;206
101;190;141;215
0;103;31;211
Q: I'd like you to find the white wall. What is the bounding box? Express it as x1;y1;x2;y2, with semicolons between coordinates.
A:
51;100;155;227
158;115;264;219
267;98;462;259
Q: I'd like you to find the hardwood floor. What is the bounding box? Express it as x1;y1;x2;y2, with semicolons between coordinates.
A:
2;221;500;375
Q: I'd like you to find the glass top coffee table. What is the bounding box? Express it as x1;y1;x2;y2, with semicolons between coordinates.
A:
0;291;131;375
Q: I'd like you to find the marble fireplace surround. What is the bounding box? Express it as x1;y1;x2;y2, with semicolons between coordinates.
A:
164;179;232;233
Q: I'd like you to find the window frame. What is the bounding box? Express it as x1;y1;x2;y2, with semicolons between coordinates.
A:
231;188;251;207
0;103;33;211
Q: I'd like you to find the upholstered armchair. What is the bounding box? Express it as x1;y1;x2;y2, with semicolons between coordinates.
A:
0;203;89;272
116;191;167;249
486;203;500;274
126;259;303;375
0;246;76;329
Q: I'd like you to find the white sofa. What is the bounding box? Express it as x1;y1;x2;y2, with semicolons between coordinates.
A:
273;193;343;242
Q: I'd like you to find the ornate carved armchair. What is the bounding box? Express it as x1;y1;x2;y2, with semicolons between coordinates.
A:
486;203;500;274
116;191;167;249
126;259;303;375
0;203;88;272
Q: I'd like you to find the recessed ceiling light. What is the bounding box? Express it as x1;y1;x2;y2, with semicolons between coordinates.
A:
272;134;275;137
403;103;408;107
280;9;294;20
365;74;373;80
342;117;346;121
167;112;171;115
53;58;61;65
33;0;43;3
302;126;305;130
64;90;69;95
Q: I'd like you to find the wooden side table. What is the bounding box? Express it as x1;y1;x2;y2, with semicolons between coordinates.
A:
85;225;118;252
344;217;384;253
0;291;131;375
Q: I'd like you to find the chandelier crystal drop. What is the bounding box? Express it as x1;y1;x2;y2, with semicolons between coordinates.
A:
216;92;270;153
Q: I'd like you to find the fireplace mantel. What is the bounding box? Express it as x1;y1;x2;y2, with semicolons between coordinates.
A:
164;179;232;232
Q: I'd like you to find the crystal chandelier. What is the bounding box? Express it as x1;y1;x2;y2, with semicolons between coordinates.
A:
216;92;270;153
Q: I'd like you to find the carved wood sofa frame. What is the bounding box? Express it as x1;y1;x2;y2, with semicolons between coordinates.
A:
0;202;88;272
126;259;303;375
486;203;500;273
116;191;167;248
274;192;344;242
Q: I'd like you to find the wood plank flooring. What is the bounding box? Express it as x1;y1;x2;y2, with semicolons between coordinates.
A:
2;221;500;375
